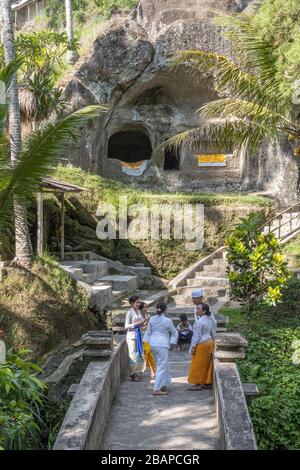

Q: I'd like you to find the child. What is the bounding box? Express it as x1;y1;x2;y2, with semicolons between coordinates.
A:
175;314;193;351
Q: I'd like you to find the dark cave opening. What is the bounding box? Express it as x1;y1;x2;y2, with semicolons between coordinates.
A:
107;130;152;163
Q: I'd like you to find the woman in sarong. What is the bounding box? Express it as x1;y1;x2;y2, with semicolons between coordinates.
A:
187;303;214;391
144;302;178;396
125;295;145;382
138;301;156;380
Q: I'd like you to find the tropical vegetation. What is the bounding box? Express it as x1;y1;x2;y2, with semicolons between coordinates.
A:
220;276;300;450
226;212;290;320
0;349;46;450
45;0;139;29
167;4;300;159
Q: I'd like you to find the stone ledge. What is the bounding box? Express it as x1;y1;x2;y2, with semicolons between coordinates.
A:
215;332;248;349
214;350;245;362
243;383;259;399
213;359;257;450
53;337;128;450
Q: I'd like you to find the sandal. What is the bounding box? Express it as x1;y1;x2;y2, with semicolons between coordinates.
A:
187;384;204;391
152;390;168;396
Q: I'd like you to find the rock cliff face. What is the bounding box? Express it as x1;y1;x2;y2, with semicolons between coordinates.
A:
63;0;299;202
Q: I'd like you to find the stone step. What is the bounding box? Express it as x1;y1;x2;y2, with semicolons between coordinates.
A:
97;275;138;292
112;289;128;301
201;264;228;275
177;286;227;297
144;289;171;306
81;261;108;275
171;294;218;306
60;260;108;276
113;312;227;327
127;266;152;275
82;272;96;284
212;258;228;268
67;267;84;277
187;276;228;287
88;283;114;310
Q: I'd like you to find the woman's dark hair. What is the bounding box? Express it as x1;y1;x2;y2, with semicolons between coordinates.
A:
201;303;211;316
156;302;167;315
138;301;147;310
179;313;188;322
129;295;139;305
138;301;147;319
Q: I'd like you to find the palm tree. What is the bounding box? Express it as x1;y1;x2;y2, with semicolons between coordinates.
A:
0;62;107;252
1;0;33;267
65;0;79;65
166;7;300;162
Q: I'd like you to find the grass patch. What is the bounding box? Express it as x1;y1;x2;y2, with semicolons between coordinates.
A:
39;165;275;279
283;234;300;256
0;253;95;360
219;276;300;450
52;165;273;208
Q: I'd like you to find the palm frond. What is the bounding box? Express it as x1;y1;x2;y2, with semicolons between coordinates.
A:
0;105;108;214
0;60;21;91
199;98;291;131
162;117;283;157
216;12;281;95
173;50;286;113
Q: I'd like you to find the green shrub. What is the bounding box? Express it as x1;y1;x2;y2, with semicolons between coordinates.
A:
0;350;46;450
45;0;138;30
226;213;289;320
252;0;300;98
221;276;300;450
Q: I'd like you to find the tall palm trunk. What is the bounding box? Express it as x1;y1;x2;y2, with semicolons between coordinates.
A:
1;0;33;267
65;0;78;65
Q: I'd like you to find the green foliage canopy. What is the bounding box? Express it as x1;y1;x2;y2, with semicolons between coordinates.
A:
251;0;300;98
0;349;46;450
45;0;139;29
226;213;290;314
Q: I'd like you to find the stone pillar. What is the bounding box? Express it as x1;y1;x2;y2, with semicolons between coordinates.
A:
213;332;257;450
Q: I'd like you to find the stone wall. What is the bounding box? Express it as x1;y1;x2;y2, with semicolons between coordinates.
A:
62;0;300;203
53;336;128;450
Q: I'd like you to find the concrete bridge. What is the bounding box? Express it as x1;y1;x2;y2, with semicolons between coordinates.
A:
53;328;257;450
51;250;258;451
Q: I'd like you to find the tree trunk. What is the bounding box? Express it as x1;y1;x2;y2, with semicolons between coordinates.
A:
65;0;79;65
1;0;33;268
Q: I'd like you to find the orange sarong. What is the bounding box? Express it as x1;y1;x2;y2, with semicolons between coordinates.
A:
143;341;156;377
188;339;214;385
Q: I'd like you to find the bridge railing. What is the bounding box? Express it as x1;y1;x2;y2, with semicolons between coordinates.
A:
53;336;128;450
213;333;257;450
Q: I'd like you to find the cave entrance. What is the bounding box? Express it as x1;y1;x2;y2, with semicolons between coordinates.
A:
107;130;152;163
164;145;180;170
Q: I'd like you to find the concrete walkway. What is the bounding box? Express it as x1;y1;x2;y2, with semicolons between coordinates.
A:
99;350;220;450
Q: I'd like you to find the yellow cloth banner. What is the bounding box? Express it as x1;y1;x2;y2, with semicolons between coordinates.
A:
197;154;226;166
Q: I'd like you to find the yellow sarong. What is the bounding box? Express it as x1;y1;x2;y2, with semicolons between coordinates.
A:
143;341;156;377
188;339;213;385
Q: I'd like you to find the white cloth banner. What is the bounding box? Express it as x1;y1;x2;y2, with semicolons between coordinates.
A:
121;159;148;176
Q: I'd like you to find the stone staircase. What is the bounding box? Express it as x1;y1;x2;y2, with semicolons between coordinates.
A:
59;252;146;312
169;248;228;309
167;202;300;314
